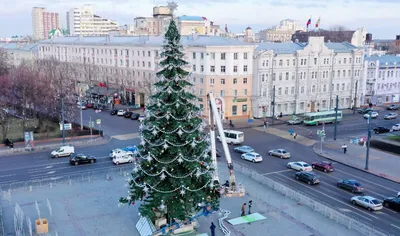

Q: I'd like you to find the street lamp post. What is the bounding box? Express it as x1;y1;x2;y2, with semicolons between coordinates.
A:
61;97;66;145
365;111;372;170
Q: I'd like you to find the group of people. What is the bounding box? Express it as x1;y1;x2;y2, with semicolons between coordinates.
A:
3;138;14;149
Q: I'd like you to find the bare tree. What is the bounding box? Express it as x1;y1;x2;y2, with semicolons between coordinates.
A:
0;48;10;76
81;62;99;88
388;42;400;55
0;75;12;140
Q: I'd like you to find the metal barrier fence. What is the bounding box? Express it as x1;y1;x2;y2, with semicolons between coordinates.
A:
234;163;392;236
0;166;132;193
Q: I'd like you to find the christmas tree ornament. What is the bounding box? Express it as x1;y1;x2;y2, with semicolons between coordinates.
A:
163;143;169;149
177;156;183;163
160;172;166;180
177;129;183;136
152;129;158;136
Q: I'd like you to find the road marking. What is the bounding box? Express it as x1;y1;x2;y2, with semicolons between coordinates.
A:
0;180;18;185
112;133;139;140
47;171;56;174
0;174;16;178
45;166;53;169
275;173;379;221
338;208;352;212
262;169;292;175
391;224;400;230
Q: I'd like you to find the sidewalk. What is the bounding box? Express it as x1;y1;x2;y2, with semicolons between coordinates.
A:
313;138;400;183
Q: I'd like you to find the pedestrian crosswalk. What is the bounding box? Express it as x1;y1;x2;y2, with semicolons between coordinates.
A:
112;133;139;140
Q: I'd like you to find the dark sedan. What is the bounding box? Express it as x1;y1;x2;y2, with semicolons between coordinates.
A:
130;113;140;120
70;154;96;166
124;111;133;118
295;171;320;185
110;109;118;115
312;161;334;173
337;179;364;193
383;197;400;211
358;108;373;114
373;127;390;134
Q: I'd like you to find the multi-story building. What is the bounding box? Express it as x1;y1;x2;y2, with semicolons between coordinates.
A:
362;55;400;105
292;28;368;47
37;34;254;119
1;43;38;66
66;4;119;36
259;19;306;42
32;7;60;40
252;36;364;118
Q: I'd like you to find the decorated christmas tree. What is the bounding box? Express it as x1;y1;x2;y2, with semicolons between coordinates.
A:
119;20;220;222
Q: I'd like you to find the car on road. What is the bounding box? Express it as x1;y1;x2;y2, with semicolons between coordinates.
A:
130;113;140;120
241;152;263;163
286;118;303;125
110;148;134;159
208;148;222;157
138;115;145;122
295;171;320;185
112;155;134;165
287;161;312;171
77;103;87;110
311;161;334;172
70;154;96;166
373;126;390;134
124;145;139;153
51;145;75;158
351;196;383;211
383;197;400;211
234;145;254;154
93;103;107;110
337;179;364;193
268;149;291;159
364;112;378;119
384;113;398;120
117;110;126;116
358;108;373;114
387;104;399;110
124;111;133;118
110;109;118;115
392;124;400;131
86;103;94;109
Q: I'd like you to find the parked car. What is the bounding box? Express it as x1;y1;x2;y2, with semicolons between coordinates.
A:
364;112;378;119
351;196;382;211
86;103;94;109
311;161;334;172
295;171;320;185
287;161;312;171
234;145;254;154
383;197;400;211
384;113;398;120
51;145;75;158
70;154;96;166
93;103;106;110
77;103;87;110
392;124;400;131
373;126;390;134
110;148;134;159
208;148;222;157
124;111;133;118
286;118;303;125
113;155;134;165
337;179;364;193
138;115;145;122
268;149;291;159
241;152;263;163
130;113;140;120
117;110;126;116
110;109;118;115
387;104;399;110
358;108;373;114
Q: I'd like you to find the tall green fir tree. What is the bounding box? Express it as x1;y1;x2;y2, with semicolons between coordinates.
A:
119;20;221;222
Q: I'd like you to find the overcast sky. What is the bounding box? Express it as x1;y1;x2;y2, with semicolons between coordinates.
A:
1;0;399;39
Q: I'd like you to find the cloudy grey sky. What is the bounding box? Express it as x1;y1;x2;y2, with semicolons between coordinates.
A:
1;0;399;39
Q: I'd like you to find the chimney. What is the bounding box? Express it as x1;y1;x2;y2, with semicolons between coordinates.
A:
225;24;228;33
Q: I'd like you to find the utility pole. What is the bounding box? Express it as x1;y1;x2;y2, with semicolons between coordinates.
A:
365;111;372;170
78;93;83;130
61;97;66;145
89;116;93;140
353;80;358;115
333;95;339;140
271;85;276;125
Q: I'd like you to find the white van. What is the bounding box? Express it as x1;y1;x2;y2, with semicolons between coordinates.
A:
51;145;75;158
217;130;244;145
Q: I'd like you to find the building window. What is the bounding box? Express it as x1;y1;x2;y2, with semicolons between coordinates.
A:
201;65;204;72
234;53;238;60
244;53;248;59
221;90;225;97
242;105;247;113
279;60;283;66
233;78;237;84
211;53;215;59
148;62;151;68
312;85;316;93
193;65;196;71
243;78;248;84
300;102;305;111
285;87;288;95
322;100;327;108
344;58;347;64
234;90;238;96
279;73;282;80
314;58;317;65
221;78;225;84
272;73;276;81
243;65;248;72
244;89;248;95
210;66;215;72
201;53;204;59
200;78;204;83
261;74;265;82
221;53;226;60
221;66;226;72
278;87;282;95
210;78;214;84
200;89;204;95
285;72;289;80
233;66;238;72
301;86;304;93
337;70;340;77
301;59;304;65
291;87;294;94
342;83;345;90
286;60;290;66
192;52;196;59
293;59;296;66
323;84;327;92
232;105;238;115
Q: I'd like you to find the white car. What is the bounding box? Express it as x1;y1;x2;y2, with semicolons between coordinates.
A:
109;148;134;159
138;116;145;122
113;156;134;165
117;110;125;116
287;161;312;171
351;196;383;211
51;145;75;158
364;112;378;119
392;124;400;131
241;152;263;163
77;104;87;110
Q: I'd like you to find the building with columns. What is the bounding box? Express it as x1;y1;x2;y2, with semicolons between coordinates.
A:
252;36;364;118
362;55;400;105
259;19;306;43
37;34;254;119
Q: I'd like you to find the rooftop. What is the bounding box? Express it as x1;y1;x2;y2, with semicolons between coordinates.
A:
365;55;400;66
256;40;358;53
178;15;207;21
0;43;38;52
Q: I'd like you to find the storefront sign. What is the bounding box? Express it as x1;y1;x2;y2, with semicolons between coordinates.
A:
234;98;248;102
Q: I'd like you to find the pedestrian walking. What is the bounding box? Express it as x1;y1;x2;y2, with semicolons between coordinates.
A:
241;203;246;216
263;121;267;132
293;133;297;139
210;222;216;236
248;200;252;214
229;119;235;128
289;128;294;135
342;144;347;154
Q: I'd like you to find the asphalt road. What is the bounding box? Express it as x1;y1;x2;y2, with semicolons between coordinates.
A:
214;128;400;235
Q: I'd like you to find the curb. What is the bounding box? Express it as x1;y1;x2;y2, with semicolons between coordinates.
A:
0;136;112;157
312;145;400;184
